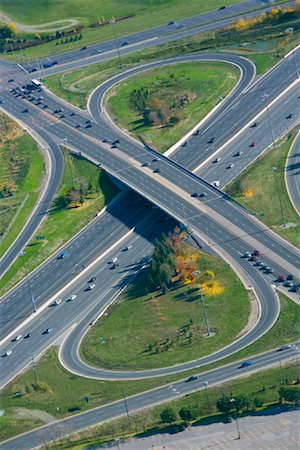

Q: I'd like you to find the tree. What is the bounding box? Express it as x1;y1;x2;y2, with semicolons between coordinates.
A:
279;386;300;403
216;395;233;414
253;397;264;409
234;394;251;412
160;407;177;424
6;22;17;36
179;407;198;422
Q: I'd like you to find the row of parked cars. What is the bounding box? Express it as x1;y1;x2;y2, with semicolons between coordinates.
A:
244;250;298;290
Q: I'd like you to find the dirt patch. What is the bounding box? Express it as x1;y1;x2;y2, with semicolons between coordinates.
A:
14;407;56;424
236;290;260;339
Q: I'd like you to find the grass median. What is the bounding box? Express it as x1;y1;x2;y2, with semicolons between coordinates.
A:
106;62;239;152
0;149;119;297
0;115;45;258
225;128;300;247
0;291;298;441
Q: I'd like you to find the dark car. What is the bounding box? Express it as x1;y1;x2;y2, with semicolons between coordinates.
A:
219;6;226;10
249;141;256;147
80;46;87;50
121;41;129;46
85;123;92;128
43;328;53;334
75;124;81;128
22;108;29;113
252;250;260;256
8;79;14;83
88;276;96;283
58;251;67;259
153;168;161;173
250;121;259;128
286;274;294;280
110;263;119;269
207;137;215;144
286;113;293;119
199;192;207;198
186;375;198;382
240;361;252;368
191;192;198;198
70;112;75;116
24;332;31;339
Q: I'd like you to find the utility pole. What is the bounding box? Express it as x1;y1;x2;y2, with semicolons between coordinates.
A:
272;166;286;227
122;389;129;418
261;94;276;150
199;285;211;337
19;252;37;312
229;398;241;440
109;17;123;69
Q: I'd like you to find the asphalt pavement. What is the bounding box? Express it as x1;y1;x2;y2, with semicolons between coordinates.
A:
0;345;298;450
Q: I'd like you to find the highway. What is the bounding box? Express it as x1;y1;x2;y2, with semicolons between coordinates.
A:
285;131;300;216
1;344;299;450
24;0;294;75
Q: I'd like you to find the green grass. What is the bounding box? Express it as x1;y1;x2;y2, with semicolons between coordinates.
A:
0;150;119;297
226;129;300;247
106;62;239;152
0;292;298;441
81;249;250;370
1;0;281;61
44;16;300;111
0;117;44;258
51;363;299;449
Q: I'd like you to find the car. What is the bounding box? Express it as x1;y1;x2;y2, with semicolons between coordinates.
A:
193;129;200;136
227;163;234;169
24;332;31;339
278;344;292;351
265;267;274;274
141;162;149;167
87;283;96;290
22;108;28;113
219;6;226;10
177;23;185;29
124;245;132;251
43;328;53;334
42;104;48;109
54;108;62;114
85;119;91;124
208;137;215;144
80;46;87;50
42;63;52;68
252;250;260;256
286;274;294;281
85;123;92;128
249;255;257;262
249;142;256;147
8;79;14;83
121;41;129;46
54;299;62;305
58;251;67;259
13;334;22;342
168;21;175;25
97;49;102;53
283;281;294;288
111;257;118;263
257;261;265;267
199;192;207;198
113;139;120;144
60;114;65;118
111;142;120;148
191;192;198;198
68;294;77;301
234;151;243;157
3;350;12;356
240;361;252;368
277;274;286;282
88;276;96;283
212;180;220;187
153;168;161;173
186;375;198;382
244;251;251;258
213;157;221;163
250;122;259;128
52;61;58;65
286;113;293;119
111;263;119;269
152;157;160;162
75;124;81;128
102;138;109;143
70;112;75;116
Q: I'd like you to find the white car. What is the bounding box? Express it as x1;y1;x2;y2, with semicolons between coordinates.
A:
279;344;292;351
3;350;12;356
111;257;118;263
54;299;62;305
68;294;77;301
14;335;22;341
88;284;96;290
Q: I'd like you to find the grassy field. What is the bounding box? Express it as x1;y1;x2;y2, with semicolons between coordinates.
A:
106;62;239;152
0;292;298;441
49;363;299;449
0;115;44;258
226;129;300;247
0;150;119;297
81;248;250;370
44;14;300;111
0;0;279;61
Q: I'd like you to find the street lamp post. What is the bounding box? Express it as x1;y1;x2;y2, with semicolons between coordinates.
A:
272;166;286;227
229;398;241;440
19;252;37;313
109;18;123;69
199;285;211;337
261;94;276;150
